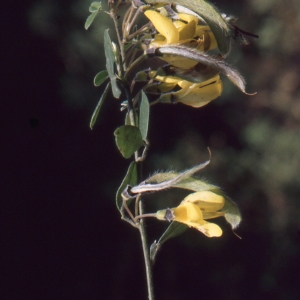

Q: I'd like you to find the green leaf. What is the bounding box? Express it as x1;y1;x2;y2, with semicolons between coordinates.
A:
125;112;131;125
125;111;138;126
104;29;121;99
114;125;144;158
221;197;242;229
85;2;102;29
94;70;108;87
116;162;138;209
85;11;98;30
89;1;102;13
90;82;111;129
158;222;188;244
145;0;231;56
150;222;188;262
139;91;150;140
172;176;222;194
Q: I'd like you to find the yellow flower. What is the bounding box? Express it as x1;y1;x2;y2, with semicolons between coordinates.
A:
156;191;225;237
153;74;223;108
144;10;217;69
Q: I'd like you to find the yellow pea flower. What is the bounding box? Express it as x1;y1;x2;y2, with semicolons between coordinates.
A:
144;10;217;69
157;75;223;108
156;191;225;237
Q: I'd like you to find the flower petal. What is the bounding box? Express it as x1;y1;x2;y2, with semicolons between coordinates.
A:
156;203;223;238
159;55;199;69
144;10;179;44
177;13;199;24
170;80;223;108
173;202;203;223
195;222;222;237
183;191;225;212
173;203;223;237
173;20;186;29
177;75;220;89
158;76;222;107
202;211;224;219
153;74;182;84
195;26;217;51
158;82;177;92
178;20;196;40
176;79;223;108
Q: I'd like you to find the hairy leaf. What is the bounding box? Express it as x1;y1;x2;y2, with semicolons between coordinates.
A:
130;159;210;194
145;172;219;192
221;197;242;229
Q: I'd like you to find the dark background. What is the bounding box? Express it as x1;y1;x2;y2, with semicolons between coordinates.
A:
2;0;300;299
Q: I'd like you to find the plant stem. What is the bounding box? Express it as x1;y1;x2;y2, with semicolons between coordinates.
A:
110;7;126;72
109;4;154;298
135;213;157;221
122;85;136;126
124;53;146;80
138;201;155;300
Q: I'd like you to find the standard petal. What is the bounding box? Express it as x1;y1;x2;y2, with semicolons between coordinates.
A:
183;191;225;212
144;10;179;44
173;202;203;223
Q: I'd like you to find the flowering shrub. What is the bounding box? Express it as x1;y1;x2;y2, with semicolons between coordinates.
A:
85;1;256;298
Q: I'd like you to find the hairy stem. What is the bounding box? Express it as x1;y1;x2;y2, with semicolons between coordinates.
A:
110;8;126;72
138;201;155;300
110;3;154;298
